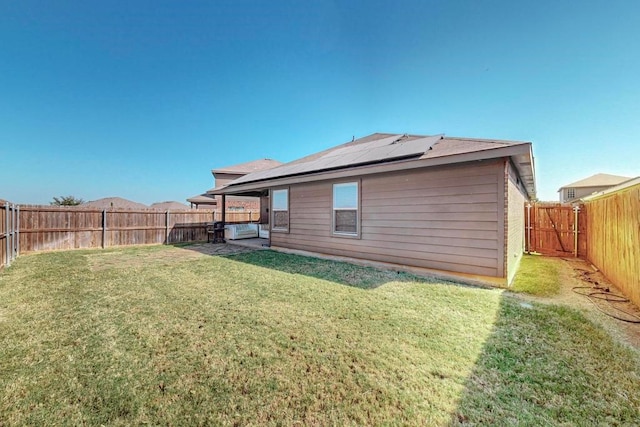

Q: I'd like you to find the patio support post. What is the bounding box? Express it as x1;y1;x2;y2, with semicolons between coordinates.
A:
221;195;226;226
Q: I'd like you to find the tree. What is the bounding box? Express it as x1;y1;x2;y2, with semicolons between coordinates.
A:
50;195;84;206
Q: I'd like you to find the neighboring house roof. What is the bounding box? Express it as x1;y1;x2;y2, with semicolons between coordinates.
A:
150;201;191;210
581;176;640;201
186;193;218;204
212;158;283;175
192;159;282;202
214;133;536;198
558;173;632;191
82;197;148;210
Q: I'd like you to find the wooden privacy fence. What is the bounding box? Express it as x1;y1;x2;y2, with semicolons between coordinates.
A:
525;202;587;257
526;185;640;308
0;201;19;269
583;181;640;307
10;205;260;254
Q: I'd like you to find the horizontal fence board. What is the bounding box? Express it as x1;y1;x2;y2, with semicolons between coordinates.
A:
12;206;259;253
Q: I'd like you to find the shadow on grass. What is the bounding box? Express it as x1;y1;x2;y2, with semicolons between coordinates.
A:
178;243;640;423
451;296;640;425
172;242;447;290
222;250;425;290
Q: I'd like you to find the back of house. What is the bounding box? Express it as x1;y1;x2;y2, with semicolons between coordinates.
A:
211;133;536;285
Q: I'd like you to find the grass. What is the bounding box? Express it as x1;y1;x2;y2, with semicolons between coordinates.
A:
0;245;639;425
511;254;562;296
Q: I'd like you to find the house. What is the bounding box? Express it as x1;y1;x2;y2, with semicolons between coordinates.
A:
82;197;148;210
558;173;631;203
210;133;536;286
187;159;282;210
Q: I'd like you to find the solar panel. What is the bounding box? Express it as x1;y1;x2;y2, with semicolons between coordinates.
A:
322;134;401;159
229;135;441;185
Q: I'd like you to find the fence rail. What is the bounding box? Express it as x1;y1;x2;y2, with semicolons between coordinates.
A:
1;204;260;256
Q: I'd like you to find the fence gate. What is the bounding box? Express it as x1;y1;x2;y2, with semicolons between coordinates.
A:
525;203;587;257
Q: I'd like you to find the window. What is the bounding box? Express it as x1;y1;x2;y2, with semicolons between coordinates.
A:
567;188;576;200
272;189;289;231
333;182;359;236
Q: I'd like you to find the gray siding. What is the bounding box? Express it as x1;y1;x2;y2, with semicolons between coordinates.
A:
560;186;615;203
506;163;527;284
271;160;504;278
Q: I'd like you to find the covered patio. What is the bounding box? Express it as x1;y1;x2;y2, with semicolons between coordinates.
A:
207;186;271;247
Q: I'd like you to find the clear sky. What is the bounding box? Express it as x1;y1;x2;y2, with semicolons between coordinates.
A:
1;0;638;205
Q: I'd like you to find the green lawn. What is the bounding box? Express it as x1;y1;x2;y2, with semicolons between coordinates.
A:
511;254;562;296
0;245;639;425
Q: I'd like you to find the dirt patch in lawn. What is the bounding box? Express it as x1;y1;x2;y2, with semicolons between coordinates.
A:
510;257;640;351
85;243;256;271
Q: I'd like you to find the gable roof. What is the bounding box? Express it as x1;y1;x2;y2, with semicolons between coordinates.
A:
580;176;640;201
212;158;283;175
558;173;632;190
212;133;536;198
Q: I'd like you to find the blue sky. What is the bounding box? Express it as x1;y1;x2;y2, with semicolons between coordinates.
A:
1;0;638;204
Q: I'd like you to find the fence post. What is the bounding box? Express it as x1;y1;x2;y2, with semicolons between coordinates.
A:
165;211;170;244
573;205;580;258
526;203;532;253
16;205;20;256
11;204;16;262
102;209;106;249
5;201;10;267
8;204;12;265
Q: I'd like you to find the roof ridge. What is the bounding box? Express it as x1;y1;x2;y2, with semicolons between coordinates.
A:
559;173;633;189
444;136;528;145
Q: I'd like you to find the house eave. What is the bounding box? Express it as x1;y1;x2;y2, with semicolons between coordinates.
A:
214;143;536;198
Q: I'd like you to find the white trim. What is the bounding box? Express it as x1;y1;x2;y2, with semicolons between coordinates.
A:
332;181;360;238
271;188;289;232
218;144;535;199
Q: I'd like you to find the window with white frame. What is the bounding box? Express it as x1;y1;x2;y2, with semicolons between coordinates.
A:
333;182;359;236
567;188;576;200
272;189;289;231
